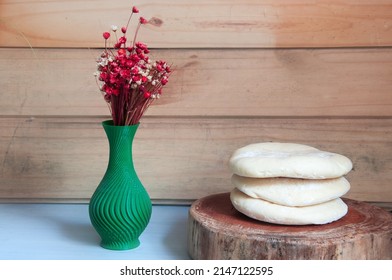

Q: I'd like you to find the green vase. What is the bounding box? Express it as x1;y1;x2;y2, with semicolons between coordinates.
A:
89;120;152;250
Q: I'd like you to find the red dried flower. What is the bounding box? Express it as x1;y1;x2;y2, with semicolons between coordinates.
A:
132;75;141;82
136;42;147;50
156;64;164;72
118;36;127;44
139;17;148;24
99;72;108;81
132;6;139;13
128;54;138;63
131;67;139;75
120;70;131;79
161;77;169;85
117;48;126;56
102;32;110;40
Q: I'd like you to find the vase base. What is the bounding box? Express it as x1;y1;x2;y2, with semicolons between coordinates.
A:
100;239;140;250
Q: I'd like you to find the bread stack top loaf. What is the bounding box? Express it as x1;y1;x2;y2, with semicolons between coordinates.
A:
229;142;353;179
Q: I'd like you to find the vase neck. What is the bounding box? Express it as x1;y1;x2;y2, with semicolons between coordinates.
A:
102;121;139;170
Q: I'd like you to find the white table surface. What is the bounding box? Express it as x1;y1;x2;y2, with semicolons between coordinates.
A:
0;203;190;260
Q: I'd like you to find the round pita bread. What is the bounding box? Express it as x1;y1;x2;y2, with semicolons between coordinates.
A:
229;142;353;179
230;188;348;225
232;175;350;206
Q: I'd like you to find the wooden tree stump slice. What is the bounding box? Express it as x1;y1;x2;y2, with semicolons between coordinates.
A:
188;192;392;260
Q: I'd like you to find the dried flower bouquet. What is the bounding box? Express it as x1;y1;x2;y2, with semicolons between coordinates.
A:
94;6;171;126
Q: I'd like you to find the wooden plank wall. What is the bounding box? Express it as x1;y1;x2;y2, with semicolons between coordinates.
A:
0;0;391;208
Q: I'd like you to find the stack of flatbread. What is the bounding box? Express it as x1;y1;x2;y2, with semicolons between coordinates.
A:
229;143;353;225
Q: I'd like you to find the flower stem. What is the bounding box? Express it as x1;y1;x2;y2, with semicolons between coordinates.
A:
124;11;134;36
133;22;142;48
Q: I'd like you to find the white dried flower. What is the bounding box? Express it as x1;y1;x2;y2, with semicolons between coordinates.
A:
111;25;118;32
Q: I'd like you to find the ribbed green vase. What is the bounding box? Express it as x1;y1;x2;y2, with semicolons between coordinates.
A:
89;120;152;250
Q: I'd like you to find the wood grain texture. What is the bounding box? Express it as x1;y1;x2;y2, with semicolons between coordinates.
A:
1;0;392;205
1;47;392;117
0;117;391;202
1;0;392;48
188;193;392;259
372;202;392;213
